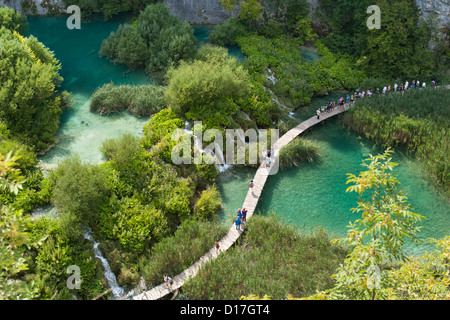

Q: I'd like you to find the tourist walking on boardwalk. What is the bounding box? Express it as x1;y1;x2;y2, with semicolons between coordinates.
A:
164;274;169;288
316;108;320;119
235;217;242;230
249;180;254;194
242;208;248;222
167;275;174;289
215;240;220;254
237;209;243;221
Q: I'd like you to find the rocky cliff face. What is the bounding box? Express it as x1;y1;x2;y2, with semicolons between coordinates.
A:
163;0;239;24
414;0;449;27
0;0;65;15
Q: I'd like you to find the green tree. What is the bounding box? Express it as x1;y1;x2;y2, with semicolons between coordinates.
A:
164;45;252;129
0;27;66;150
52;156;111;240
318;149;425;299
0;5;28;34
359;0;434;78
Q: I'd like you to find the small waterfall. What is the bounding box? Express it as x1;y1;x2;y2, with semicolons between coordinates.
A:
184;127;232;172
266;68;277;85
264;69;294;117
213;141;232;172
83;229;125;298
31;205;59;220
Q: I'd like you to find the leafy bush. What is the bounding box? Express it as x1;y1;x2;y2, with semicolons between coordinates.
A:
0;27;66;151
99;3;198;79
165;45;278;129
99;24;147;70
210;18;247;46
193;185;223;220
98;196;169;253
51;156;111;240
0;5;28;34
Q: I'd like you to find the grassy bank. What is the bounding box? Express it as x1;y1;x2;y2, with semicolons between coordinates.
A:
90;83;166;116
343;87;450;196
181;214;347;300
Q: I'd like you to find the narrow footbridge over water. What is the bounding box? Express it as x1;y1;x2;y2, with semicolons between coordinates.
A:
132;86;449;300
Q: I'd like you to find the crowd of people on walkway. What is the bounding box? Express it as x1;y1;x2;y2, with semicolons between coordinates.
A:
316;79;437;119
235;207;248;231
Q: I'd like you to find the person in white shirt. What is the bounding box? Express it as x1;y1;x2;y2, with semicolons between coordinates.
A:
405;80;409;90
422;82;426;88
394;83;398;91
383;86;387;94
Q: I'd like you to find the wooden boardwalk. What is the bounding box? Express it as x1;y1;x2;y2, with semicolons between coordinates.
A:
132;102;350;300
131;85;450;300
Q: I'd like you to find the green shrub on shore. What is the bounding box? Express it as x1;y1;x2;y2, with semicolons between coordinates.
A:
99;3;197;79
90;83;166;116
182;214;347;300
279;137;320;169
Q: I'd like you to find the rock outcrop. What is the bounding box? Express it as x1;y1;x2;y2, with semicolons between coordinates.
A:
414;0;449;28
163;0;239;24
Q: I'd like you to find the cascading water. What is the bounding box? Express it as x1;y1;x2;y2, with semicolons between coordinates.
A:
213;141;232;173
83;229;125;298
184;125;232;173
264;70;295;118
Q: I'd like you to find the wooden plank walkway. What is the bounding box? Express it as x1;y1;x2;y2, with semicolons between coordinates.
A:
132;85;449;300
132;102;350;300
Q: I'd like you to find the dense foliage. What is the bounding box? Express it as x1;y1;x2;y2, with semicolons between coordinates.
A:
0;26;68;151
0;5;28;34
237;35;364;108
165;45;280;130
90;83;166;116
319;0;449;81
100;3;198;80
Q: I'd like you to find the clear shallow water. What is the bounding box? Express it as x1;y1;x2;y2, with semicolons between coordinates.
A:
28;18;245;167
27;15;151;166
217;118;450;255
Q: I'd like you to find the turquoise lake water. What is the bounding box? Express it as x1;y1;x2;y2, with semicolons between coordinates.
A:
27;16;449;255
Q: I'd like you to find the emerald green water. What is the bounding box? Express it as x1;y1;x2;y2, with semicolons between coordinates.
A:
218;116;450;255
28;15;151;166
